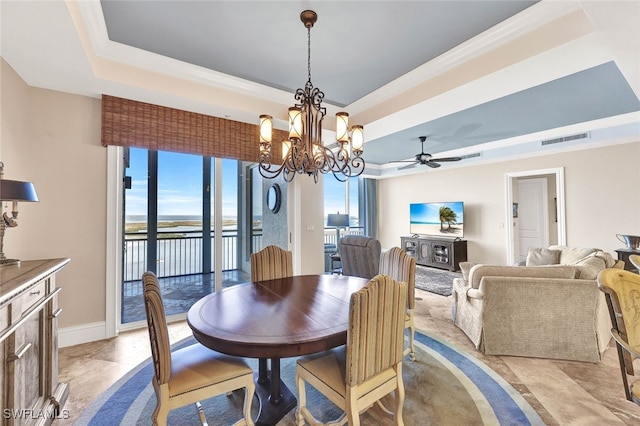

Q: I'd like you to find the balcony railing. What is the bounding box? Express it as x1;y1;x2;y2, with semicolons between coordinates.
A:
124;227;363;282
323;227;364;246
124;230;263;282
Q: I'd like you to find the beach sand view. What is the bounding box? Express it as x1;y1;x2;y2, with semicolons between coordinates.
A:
411;223;463;237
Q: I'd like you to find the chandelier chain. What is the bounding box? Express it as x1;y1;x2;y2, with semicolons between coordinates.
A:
307;26;311;82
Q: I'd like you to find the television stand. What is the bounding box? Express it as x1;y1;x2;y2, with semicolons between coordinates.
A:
401;236;467;271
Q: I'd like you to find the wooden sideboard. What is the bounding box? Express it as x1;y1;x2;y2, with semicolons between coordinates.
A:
401;236;467;272
0;258;70;425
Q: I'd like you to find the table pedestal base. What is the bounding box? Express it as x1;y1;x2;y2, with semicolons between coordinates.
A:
254;358;297;426
254;376;297;426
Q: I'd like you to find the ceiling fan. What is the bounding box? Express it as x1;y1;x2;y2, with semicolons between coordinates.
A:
390;136;462;169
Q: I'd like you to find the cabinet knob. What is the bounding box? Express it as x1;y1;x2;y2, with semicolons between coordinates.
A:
29;290;41;296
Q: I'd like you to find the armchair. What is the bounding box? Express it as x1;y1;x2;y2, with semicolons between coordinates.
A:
338;235;381;279
598;268;640;404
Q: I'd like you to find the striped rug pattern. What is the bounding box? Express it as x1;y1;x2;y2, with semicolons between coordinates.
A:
75;331;543;425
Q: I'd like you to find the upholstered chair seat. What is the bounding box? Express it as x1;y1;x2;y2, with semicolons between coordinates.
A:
168;344;253;397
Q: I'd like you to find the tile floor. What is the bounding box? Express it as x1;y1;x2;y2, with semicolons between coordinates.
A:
121;270;250;323
57;288;640;425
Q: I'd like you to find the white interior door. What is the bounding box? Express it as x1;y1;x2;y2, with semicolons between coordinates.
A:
517;178;549;262
505;168;565;266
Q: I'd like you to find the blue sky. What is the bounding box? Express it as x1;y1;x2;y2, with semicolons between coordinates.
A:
126;148;238;217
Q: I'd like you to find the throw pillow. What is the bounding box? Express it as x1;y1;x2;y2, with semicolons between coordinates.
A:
592;250;617;268
573;254;607;279
526;247;561;266
549;245;596;264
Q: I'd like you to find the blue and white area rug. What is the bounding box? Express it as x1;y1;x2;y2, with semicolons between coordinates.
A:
75;331;544;425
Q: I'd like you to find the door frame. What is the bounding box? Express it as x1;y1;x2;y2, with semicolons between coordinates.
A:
505;167;566;265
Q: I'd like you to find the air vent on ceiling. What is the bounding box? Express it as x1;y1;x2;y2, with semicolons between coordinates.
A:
541;132;589;146
460;152;481;159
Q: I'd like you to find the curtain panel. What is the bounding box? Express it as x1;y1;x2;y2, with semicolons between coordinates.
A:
101;95;287;161
359;178;378;238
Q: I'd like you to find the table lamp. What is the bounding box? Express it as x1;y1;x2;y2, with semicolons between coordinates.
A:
0;162;39;266
327;213;349;243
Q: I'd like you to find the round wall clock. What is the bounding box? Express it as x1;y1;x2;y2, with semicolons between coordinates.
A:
266;183;281;213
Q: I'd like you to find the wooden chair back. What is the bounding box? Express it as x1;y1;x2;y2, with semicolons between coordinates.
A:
250;245;293;281
379;247;416;310
346;274;407;387
598;268;640;403
142;272;171;386
599;269;640;354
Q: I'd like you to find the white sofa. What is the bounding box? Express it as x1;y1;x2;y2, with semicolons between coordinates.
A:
452;246;624;362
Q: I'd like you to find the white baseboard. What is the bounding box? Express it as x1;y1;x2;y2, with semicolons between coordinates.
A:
59;321;110;348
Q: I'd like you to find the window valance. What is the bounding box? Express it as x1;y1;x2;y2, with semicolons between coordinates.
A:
101;95;287;161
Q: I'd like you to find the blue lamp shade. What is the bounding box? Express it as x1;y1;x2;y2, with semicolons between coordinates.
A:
0;180;39;202
327;213;349;228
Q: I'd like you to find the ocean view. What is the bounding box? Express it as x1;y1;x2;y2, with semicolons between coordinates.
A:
127;215;224;223
125;215;247;233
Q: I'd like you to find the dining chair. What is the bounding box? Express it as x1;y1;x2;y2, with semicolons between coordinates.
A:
295;274;407;425
250;244;293;281
379;247;417;360
338;235;382;279
142;272;255;426
597;268;640;405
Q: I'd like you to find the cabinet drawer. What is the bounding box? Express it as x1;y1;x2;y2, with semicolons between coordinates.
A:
0;303;8;332
17;281;47;316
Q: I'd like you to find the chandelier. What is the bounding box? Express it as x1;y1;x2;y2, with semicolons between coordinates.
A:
258;10;365;183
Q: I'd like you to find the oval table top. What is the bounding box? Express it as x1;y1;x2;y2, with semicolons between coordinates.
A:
187;274;370;358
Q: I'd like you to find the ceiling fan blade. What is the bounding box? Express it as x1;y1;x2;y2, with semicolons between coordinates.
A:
426;161;441;168
398;163;417;170
388;160;419;164
431;156;461;162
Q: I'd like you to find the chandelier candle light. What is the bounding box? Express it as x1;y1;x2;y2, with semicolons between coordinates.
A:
259;10;365;183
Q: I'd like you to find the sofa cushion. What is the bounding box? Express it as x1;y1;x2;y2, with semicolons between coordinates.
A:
468;264;577;289
525;247;560;266
549;245;596;264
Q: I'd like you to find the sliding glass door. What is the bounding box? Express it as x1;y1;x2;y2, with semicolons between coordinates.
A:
121;148;247;324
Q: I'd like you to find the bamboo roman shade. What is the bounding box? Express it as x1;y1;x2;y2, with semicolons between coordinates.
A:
101;95;287;161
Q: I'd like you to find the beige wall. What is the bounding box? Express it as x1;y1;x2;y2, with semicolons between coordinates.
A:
4;55;640;339
1;59;106;329
378;142;640;264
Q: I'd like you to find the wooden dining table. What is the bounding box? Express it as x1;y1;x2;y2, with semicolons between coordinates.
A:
187;273;370;426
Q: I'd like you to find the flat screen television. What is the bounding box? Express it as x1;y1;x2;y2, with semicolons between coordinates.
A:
410;201;464;238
